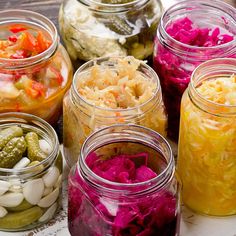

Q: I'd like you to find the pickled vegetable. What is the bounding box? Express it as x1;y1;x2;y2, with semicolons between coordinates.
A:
0;206;43;229
59;0;162;62
0;20;72;125
178;74;236;215
0;137;26;168
25;132;47;161
63;56;167;167
0;126;23;150
7;199;33;212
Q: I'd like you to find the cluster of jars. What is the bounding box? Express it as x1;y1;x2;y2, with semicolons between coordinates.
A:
0;0;235;235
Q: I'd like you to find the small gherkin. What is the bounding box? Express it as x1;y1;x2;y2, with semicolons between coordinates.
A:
25;132;47;162
0;126;23;151
0;137;27;168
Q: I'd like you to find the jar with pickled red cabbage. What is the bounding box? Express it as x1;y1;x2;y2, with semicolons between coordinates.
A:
59;0;163;65
153;0;236;141
63;56;167;167
68;124;181;236
178;58;236;216
0;10;73;126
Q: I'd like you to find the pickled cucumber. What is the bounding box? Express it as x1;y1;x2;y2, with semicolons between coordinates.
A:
7;199;33;212
0;137;27;168
109;16;133;35
0;126;23;150
0;206;43;229
25;132;47;161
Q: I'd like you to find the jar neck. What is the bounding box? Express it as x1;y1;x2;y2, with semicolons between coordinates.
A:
188;58;236;116
157;0;236;61
78;124;175;198
0;112;59;179
77;0;150;13
0;10;58;70
70;56;162;122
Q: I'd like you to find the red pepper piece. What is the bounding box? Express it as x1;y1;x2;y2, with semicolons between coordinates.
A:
36;31;52;53
8;35;18;43
20;32;37;53
9;25;27;34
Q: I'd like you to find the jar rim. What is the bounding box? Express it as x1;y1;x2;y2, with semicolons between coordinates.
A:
0;9;58;69
79;124;174;194
78;0;150;13
159;0;236;53
189;58;236;116
0;112;59;177
72;56;161;114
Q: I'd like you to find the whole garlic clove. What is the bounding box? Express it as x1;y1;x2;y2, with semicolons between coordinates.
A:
23;179;44;205
38;188;59;208
0;181;11;196
0;193;24;207
0;206;8;218
39;139;52;155
42;167;60;188
38;202;57;222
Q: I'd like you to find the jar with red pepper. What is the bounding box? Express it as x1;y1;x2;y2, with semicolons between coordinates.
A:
0;10;73;126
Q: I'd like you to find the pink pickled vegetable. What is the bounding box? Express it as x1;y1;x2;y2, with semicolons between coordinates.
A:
68;151;178;236
153;17;235;141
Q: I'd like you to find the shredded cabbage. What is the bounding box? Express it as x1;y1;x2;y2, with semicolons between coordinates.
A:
178;75;236;215
63;57;167;167
68;152;177;236
153;17;235;140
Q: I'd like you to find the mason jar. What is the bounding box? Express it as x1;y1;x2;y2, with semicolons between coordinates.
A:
59;0;163;65
68;124;180;236
0;112;62;231
153;0;236;141
63;56;167;167
0;10;73;126
178;58;236;216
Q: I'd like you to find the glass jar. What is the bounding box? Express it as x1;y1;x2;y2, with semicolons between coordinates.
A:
63;56;167;167
178;58;236;216
153;0;236;141
0;10;73;126
68;124;180;236
0;112;62;231
59;0;163;65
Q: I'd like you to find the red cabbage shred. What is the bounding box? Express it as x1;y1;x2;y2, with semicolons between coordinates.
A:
153;17;234;141
68;152;178;236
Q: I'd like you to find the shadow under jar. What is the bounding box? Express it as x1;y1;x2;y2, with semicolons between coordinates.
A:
0;112;62;231
63;56;167;167
59;0;163;66
178;58;236;216
153;0;236;141
68;124;180;236
0;10;73;126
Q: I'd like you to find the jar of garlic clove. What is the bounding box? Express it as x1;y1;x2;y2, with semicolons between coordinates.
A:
0;112;62;231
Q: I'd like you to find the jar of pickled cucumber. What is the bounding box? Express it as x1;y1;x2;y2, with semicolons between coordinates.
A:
153;0;236;141
0;10;73;126
63;56;167;167
0;112;62;231
68;124;181;236
178;58;236;216
59;0;163;65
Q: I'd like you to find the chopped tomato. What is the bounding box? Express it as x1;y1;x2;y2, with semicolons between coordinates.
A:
25;80;45;98
36;31;52;53
9;24;27;34
19;32;37;53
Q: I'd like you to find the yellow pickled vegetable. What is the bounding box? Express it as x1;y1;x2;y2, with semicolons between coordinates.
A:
178;74;236;216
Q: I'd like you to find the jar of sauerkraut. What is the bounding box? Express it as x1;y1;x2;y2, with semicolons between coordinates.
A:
59;0;163;65
68;124;180;236
178;58;236;216
63;56;167;167
0;112;62;231
0;10;73;126
153;0;236;141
